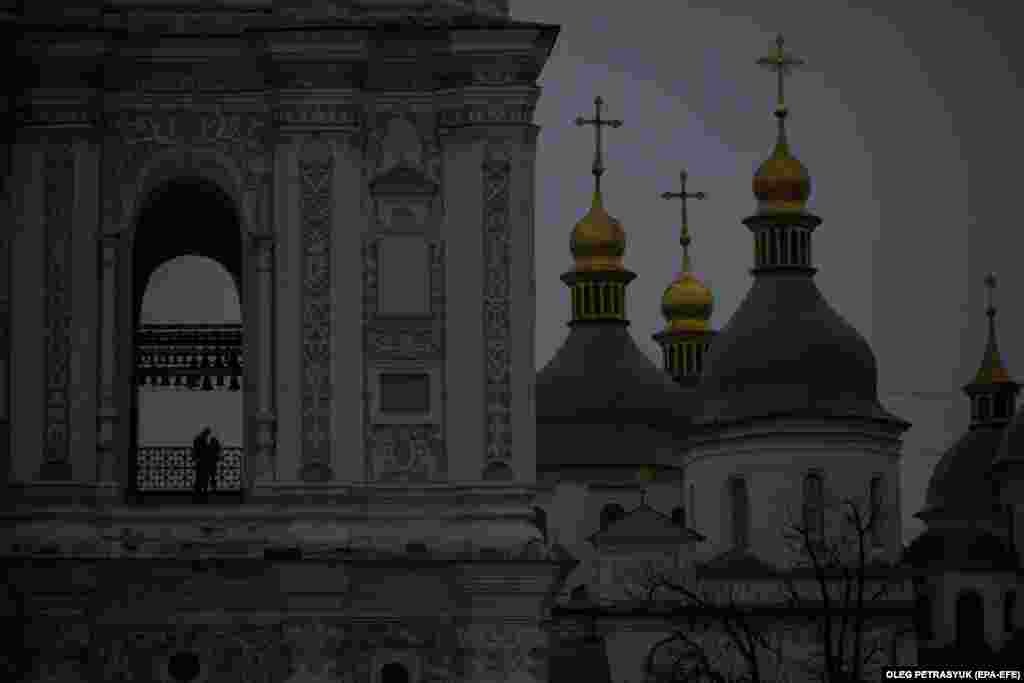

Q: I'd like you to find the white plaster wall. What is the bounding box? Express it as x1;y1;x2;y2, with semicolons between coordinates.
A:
10;143;44;482
70;139;99;482
275;140;301;482
331;135;366;481
931;572;1016;650
687;434;903;566
605;630;673;683
544;480;681;594
441;131;484;481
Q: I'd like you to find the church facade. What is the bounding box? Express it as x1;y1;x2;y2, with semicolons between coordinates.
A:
3;1;1021;682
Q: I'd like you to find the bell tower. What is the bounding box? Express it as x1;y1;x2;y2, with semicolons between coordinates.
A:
4;3;572;680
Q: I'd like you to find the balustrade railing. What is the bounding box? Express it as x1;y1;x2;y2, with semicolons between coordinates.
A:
135;444;244;492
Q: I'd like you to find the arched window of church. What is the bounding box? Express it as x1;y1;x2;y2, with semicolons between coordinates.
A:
600;503;626;531
869;475;885;547
531;506;548;543
978;396;991;421
380;662;410;683
728;476;750;550
1005;591;1016;633
914;586;935;641
803;472;825;542
956;589;986;647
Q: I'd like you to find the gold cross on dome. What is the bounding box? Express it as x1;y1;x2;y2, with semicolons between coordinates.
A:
575;96;623;193
660;169;707;272
985;272;997;316
756;33;806;112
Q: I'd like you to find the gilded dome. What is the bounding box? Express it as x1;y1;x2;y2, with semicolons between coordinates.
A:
570;191;626;272
752;113;811;214
660;271;713;332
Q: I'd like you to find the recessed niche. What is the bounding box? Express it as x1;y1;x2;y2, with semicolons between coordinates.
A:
167;651;201;682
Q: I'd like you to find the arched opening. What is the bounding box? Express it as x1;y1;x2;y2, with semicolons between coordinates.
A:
956;589;987;648
131;177;243;501
869;475;885;547
803;471;825;542
600;503;626;531
1005;591;1017;633
380;662;410;683
728;476;750;550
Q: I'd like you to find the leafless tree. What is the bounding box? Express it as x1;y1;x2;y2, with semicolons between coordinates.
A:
630;496;913;683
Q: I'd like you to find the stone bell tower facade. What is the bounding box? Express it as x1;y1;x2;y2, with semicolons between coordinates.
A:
2;2;569;682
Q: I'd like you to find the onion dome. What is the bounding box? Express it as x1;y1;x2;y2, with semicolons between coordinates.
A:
537;96;694;472
752;34;811;215
752;110;811;214
695;35;905;429
661;272;713;332
570;191;627;272
921;274;1017;522
652;169;717;388
994;406;1024;473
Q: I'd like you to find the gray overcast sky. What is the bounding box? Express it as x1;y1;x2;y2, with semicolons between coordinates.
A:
143;1;1024;540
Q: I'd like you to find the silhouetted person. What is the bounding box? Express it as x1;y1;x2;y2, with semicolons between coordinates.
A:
191;427;212;500
206;435;222;493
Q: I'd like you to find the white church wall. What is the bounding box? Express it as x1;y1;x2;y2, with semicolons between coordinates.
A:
930;572;1015;650
687;435;902;567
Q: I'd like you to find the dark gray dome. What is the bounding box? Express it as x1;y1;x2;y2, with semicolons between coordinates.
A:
923;426;1004;519
536;324;694;469
696;272;904;426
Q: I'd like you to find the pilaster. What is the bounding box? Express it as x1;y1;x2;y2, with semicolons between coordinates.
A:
509;125;539;485
10;142;45;483
70;138;99;484
441;129;485;482
332;133;367;481
274;140;301;485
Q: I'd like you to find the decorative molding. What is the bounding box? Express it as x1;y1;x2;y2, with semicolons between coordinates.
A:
274;102;363;131
368;424;445;483
39;143;75;480
439;102;534;128
114;109;269;153
298;137;334;482
481;143;512;474
457;621;547;683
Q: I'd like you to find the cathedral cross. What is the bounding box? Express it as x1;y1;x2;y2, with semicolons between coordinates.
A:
756;34;805;111
985;272;997;318
575;96;623;194
660;169;707;272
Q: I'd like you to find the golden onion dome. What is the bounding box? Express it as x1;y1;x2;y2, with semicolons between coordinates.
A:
661;270;713;332
752;112;811;214
570;191;626;272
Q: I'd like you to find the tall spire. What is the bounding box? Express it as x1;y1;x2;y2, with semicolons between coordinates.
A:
973;272;1012;385
752;34;811;215
653;168;716;386
564;96;634;323
964;272;1018;427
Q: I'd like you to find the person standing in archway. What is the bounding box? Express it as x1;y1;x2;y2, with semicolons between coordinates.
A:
205;433;223;494
191;427;212;500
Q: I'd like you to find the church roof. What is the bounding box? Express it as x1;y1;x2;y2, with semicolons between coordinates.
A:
696;272;906;428
536;324;695;467
696;547;780;577
903;527;1016;572
587;502;705;547
922;425;1005;521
